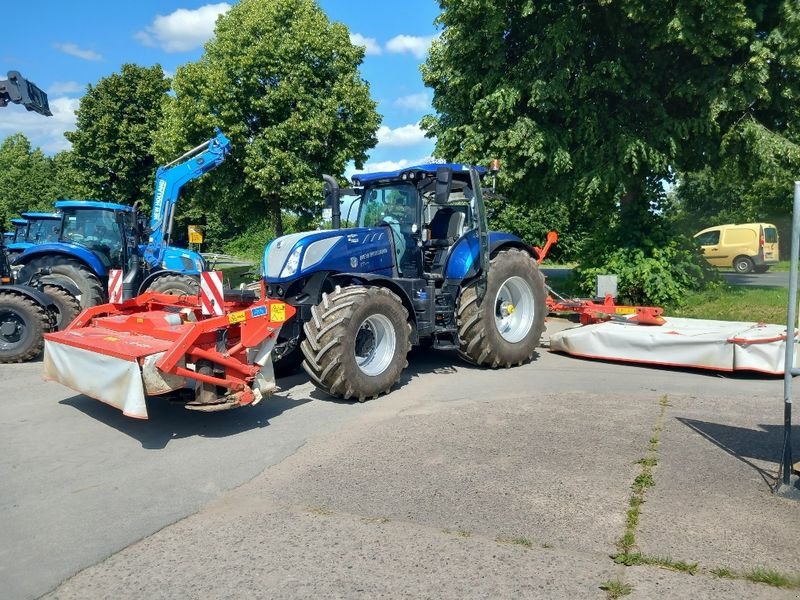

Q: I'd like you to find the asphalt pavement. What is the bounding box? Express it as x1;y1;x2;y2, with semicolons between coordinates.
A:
2;319;799;599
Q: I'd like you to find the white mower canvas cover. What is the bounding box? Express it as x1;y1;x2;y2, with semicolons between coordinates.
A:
43;340;149;419
549;317;799;375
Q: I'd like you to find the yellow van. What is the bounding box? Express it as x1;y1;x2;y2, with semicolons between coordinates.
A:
694;223;779;273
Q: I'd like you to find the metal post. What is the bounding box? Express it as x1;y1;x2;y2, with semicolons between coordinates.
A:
779;182;800;493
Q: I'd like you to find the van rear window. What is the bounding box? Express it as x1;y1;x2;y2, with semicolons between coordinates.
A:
764;227;778;243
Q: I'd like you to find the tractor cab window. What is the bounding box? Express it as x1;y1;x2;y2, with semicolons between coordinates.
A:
357;184;417;228
28;219;60;243
61;208;125;268
358;183;418;273
13;223;27;243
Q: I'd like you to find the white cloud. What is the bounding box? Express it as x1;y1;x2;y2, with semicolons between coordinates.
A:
54;43;102;61
0;97;80;154
350;33;382;56
354;157;435;174
48;81;84;95
135;3;230;53
393;92;430;111
385;34;437;59
377;122;427;147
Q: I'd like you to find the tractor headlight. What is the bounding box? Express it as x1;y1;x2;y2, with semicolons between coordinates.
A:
280;246;302;278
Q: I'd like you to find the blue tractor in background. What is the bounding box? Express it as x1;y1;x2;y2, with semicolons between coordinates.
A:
15;130;231;308
5;211;61;258
262;163;547;400
9;218;28;245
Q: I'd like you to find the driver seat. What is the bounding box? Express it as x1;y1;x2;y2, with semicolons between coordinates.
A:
428;207;465;247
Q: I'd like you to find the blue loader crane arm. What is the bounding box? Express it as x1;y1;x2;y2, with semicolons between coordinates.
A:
143;128;232;268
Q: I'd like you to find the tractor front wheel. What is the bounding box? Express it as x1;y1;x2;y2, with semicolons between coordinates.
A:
0;292;48;363
457;248;546;367
144;274;200;296
19;257;103;309
301;286;411;401
41;284;82;330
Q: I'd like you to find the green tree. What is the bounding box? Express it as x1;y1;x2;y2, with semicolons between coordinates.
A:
157;0;380;238
65;64;170;204
422;0;800;253
0;133;59;227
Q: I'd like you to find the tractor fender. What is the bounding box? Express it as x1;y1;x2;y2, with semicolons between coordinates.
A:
329;272;418;329
34;275;82;298
490;239;535;258
137;270;198;295
12;244;109;277
0;284;56;309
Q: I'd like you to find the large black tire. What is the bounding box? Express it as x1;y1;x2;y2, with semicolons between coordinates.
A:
41;284;82;330
301;286;412;401
144;274;200;296
753;265;770;274
733;256;754;274
19;257;104;309
0;292;48;363
457;248;546;367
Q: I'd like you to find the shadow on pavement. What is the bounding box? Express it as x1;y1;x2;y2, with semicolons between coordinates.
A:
300;346;540;402
678;417;799;490
60;392;311;450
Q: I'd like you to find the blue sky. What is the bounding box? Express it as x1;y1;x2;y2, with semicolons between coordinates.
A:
0;0;441;174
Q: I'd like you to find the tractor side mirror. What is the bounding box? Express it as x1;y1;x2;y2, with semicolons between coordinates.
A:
435;167;452;204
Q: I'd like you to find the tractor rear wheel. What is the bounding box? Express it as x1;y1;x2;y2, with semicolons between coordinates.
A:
144;274;199;296
19;257;104;309
301;286;411;401
41;284;82;330
0;292;48;363
457;248;546;367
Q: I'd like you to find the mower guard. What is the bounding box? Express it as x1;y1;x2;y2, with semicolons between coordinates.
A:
43;291;294;419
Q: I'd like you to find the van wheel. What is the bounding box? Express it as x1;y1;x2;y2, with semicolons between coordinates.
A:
753;265;769;274
733;256;754;274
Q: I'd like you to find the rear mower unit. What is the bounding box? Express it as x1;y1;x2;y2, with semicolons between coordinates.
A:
43;280;294;418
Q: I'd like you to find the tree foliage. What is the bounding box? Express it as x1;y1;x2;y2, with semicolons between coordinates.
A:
423;0;800;246
156;0;380;237
0;134;59;227
65;63;170;204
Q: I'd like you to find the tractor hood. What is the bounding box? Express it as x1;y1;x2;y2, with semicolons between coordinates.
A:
262;228;395;283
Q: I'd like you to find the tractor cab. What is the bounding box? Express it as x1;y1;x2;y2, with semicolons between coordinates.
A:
22;212;61;245
10;218;28;244
6;212;61;257
350;164;486;283
55;200;135;269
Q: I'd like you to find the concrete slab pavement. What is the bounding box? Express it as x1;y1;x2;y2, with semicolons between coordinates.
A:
638;393;800;574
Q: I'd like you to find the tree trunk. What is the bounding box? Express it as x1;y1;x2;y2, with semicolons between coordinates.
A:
269;195;284;237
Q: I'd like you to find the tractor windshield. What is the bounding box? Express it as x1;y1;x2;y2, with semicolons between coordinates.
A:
61;208;124;268
357;183;418;228
27;218;60;244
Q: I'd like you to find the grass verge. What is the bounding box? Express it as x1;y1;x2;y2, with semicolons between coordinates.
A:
670;285;788;323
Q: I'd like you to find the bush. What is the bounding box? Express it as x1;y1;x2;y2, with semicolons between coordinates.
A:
576;239;718;307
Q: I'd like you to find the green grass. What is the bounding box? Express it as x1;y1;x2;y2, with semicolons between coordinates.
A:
671;285;788;323
600;578;633;598
744;568;800;589
613;552;699;575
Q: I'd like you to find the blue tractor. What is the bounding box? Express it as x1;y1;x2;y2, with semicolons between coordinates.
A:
5;211;61;258
263;163;547;400
9;218;28;245
15;130;231;308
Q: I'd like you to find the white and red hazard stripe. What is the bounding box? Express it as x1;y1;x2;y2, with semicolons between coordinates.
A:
108;269;123;304
200;271;224;316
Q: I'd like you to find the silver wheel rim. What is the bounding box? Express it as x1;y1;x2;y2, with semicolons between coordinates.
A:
354;314;396;376
494;276;535;343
